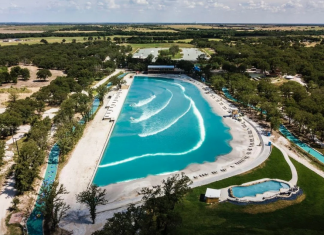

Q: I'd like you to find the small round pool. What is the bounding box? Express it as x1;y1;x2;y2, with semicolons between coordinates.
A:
232;180;290;198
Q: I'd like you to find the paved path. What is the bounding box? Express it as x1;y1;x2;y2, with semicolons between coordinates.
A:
273;143;298;185
273;136;324;179
0;176;16;234
92;69;124;89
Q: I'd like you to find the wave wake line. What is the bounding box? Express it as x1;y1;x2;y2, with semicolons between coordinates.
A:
99;83;205;168
132;89;173;123
139;103;192;137
133;95;156;107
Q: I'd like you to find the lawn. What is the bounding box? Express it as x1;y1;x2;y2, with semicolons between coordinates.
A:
0;35;133;46
0;36;89;46
159;49;183;59
175;147;324;234
174;39;193;43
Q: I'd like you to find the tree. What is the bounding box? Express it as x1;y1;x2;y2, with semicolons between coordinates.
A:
0;140;5;167
145;54;154;64
286;106;298;124
40;39;48;44
96;84;109;103
9;90;19;103
169;45;180;57
211;75;226;94
177;60;194;73
20;68;30;80
62;39;66;43
76;184;108;224
10;66;21;82
36;69;52;80
37;181;70;232
72;39;76;43
270;116;281;133
93;173;192;234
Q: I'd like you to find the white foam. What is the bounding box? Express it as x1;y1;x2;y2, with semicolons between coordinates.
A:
139;103;192;137
99;82;206;168
157;171;179;176
133;95;156;107
132;89;173;123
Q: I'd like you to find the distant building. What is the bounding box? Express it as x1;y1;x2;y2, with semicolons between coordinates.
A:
2;38;21;42
147;65;184;74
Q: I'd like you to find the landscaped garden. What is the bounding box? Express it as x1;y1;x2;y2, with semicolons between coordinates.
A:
175;147;324;234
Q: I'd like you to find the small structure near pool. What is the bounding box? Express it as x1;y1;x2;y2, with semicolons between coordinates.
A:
205;188;221;203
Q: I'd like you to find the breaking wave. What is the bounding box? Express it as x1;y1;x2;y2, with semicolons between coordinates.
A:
139;103;192;137
131;89;173;123
133;95;156;107
99;83;205;168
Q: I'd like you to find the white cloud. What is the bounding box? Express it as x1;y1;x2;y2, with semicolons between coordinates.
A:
239;0;282;12
281;0;303;10
132;0;148;4
306;0;324;9
1;0;324;23
212;2;230;10
86;1;92;9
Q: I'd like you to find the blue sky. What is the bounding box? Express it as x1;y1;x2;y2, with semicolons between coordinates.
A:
0;0;324;23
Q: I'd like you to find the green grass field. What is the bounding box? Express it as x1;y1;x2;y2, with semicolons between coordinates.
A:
174;39;193;43
175;147;324;234
208;38;223;41
0;36;89;46
0;25;72;32
0;35;133;46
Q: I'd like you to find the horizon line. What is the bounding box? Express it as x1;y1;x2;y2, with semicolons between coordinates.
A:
0;22;324;25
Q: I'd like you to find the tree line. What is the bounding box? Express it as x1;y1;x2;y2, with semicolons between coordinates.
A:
0;41;130;87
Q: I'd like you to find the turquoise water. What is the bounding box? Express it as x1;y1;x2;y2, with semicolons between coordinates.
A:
279;125;324;163
222;87;238;102
117;73;128;79
27;98;100;235
93;76;232;186
232;180;290;198
26;144;60;235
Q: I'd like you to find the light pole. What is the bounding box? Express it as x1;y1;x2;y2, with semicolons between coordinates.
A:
13;137;20;156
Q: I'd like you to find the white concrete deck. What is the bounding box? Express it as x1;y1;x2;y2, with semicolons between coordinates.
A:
59;74;134;213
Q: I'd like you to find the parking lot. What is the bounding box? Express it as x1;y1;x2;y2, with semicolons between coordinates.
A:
133;48;206;62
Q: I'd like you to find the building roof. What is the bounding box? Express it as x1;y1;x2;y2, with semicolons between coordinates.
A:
205;188;221;198
148;65;175;69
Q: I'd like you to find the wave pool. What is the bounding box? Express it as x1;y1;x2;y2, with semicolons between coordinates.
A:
93;76;232;186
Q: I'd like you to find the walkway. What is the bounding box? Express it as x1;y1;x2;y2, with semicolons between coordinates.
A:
92;69;124;89
273;143;298;185
191;118;272;188
273;136;324;179
0;175;16;234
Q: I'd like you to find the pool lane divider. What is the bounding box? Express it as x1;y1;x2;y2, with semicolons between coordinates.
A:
26;98;101;235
